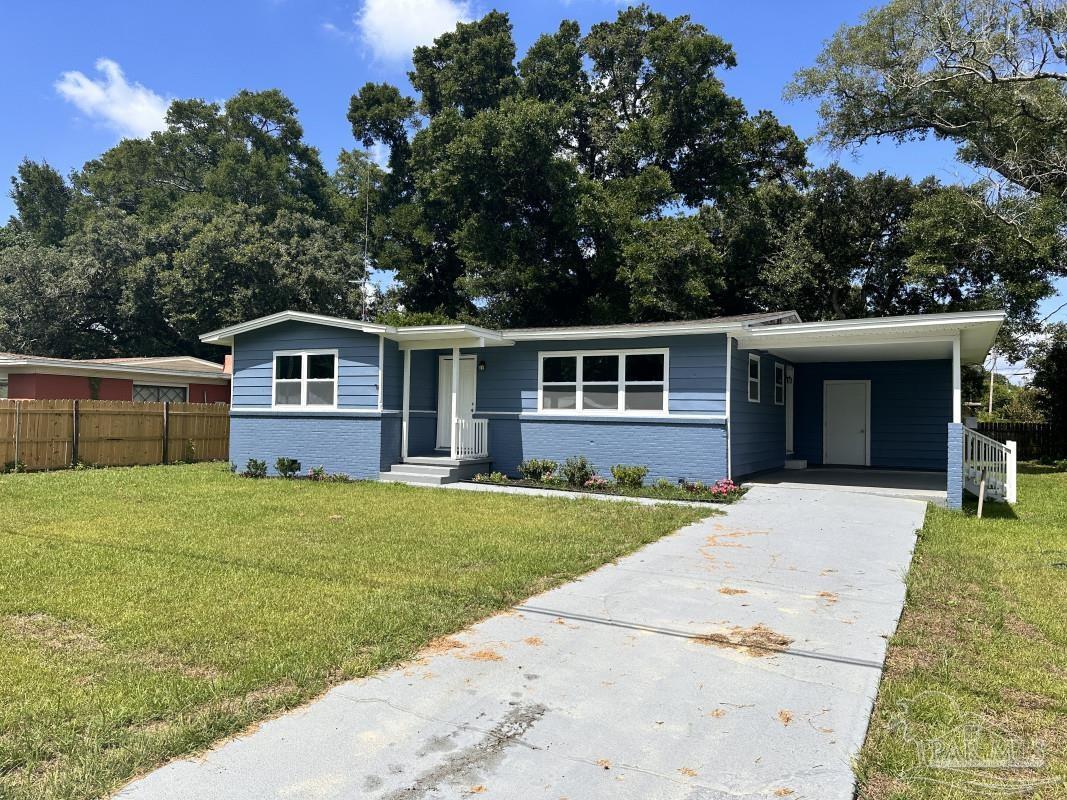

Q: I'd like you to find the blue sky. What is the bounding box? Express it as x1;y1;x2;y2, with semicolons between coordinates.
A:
2;0;1062;339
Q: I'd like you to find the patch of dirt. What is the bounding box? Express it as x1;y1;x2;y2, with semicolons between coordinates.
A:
595;758;611;770
523;636;544;647
718;586;748;596
857;773;909;800
817;591;839;605
773;789;795;797
699;526;768;570
2;613;104;653
466;786;486;794
678;767;697;777
423;636;466;655
777;709;794;726
459;648;504;662
708;708;727;718
690;624;793;658
1005;615;1042;640
135;650;222;680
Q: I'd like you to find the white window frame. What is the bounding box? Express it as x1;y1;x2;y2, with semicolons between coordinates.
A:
132;382;189;403
773;362;785;406
747;354;761;403
271;348;339;410
537;348;669;415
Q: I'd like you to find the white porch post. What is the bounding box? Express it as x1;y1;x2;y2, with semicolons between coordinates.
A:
401;348;411;460
952;334;962;424
450;346;460;460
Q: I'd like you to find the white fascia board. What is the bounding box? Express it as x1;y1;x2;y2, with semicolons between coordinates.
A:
504;314;795;341
199;310;392;345
742;310;1005;339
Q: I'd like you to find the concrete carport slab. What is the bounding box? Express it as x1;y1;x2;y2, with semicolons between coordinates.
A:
114;486;925;800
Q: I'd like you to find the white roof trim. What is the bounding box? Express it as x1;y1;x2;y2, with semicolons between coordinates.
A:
199;311;390;345
740;310;1005;337
504;312;800;341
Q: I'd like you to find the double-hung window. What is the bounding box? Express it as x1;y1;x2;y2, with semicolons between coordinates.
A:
774;362;785;405
273;350;337;408
748;354;761;403
539;350;667;413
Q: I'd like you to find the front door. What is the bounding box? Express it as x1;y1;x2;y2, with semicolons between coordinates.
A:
436;356;477;450
823;380;869;466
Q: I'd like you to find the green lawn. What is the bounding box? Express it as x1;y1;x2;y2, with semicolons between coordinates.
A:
0;463;706;800
858;465;1067;799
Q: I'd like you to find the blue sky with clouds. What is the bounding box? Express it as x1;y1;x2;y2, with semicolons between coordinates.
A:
2;0;1063;339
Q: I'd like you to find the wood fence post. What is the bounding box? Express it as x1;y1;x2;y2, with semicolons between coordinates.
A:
72;400;80;466
13;401;20;469
162;402;169;465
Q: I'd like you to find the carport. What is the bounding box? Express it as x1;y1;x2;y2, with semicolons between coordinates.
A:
732;310;1005;508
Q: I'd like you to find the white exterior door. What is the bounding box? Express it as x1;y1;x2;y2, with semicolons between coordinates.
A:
436;356;477;449
823;380;869;466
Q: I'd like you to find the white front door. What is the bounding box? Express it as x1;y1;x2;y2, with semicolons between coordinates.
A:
823;380;869;466
436;356;477;449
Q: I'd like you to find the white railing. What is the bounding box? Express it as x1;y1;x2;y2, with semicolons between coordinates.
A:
963;427;1017;503
453;417;488;459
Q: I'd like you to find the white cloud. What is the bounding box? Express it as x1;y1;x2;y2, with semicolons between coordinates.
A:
55;59;169;139
355;0;472;61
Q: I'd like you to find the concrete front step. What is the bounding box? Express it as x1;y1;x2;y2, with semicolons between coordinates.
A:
380;457;493;486
379;470;450;486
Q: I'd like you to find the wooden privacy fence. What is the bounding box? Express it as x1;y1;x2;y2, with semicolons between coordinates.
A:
976;421;1062;461
0;400;229;471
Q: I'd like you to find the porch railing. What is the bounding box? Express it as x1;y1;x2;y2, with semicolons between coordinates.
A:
963;427;1017;503
453;417;488;459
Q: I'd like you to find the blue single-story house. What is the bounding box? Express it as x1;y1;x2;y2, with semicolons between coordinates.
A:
200;308;1006;509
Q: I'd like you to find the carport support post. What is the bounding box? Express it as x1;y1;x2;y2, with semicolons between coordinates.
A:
401;348;410;460
952;334;961;424
450;346;459;461
947;423;964;509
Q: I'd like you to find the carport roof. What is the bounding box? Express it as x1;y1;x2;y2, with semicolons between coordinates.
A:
734;310;1004;364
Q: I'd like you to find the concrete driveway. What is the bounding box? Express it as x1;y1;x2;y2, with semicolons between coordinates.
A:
115;486;924;800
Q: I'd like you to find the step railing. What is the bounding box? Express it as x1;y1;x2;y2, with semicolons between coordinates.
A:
963;426;1017;503
453;417;488;459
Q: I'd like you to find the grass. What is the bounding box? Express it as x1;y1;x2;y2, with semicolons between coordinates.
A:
858;465;1067;799
0;462;707;800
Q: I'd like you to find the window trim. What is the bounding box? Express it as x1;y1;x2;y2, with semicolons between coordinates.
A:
773;362;785;406
747;354;761;403
271;348;339;410
132;382;189;403
537;348;669;415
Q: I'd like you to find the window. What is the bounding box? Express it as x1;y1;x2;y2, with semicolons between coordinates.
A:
539;350;667;413
273;350;337;408
774;362;785;405
747;354;761;403
133;384;187;403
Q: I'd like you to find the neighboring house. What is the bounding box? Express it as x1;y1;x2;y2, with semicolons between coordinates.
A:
200;308;1004;509
0;353;230;403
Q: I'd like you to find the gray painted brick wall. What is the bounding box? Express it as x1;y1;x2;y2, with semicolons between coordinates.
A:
230;413;383;477
947;423;964;509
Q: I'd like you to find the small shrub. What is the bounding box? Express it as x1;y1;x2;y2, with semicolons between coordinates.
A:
307;465;328;481
584;475;610;489
653;477;673;490
325;472;350;483
473;471;509;484
518;458;558;481
242;458;268;479
610;464;649;489
1;459;27;474
274;457;301;479
561;456;594;487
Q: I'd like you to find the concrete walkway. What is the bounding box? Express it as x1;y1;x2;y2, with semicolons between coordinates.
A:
115;486;924;800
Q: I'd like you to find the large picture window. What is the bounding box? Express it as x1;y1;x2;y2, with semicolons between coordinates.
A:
273;350;337;408
539;350;667;414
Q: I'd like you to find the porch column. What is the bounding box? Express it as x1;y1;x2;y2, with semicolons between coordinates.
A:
450;346;460;460
401;348;411;460
951;334;961;424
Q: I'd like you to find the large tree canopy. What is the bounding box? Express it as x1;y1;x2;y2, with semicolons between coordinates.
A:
790;0;1067;200
0;90;365;358
348;6;806;325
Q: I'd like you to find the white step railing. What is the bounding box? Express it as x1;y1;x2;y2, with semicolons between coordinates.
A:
453;417;488;459
963;427;1017;503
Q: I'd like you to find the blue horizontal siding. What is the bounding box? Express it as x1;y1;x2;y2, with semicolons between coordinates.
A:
231;321;381;409
731;341;787;477
792;360;951;470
